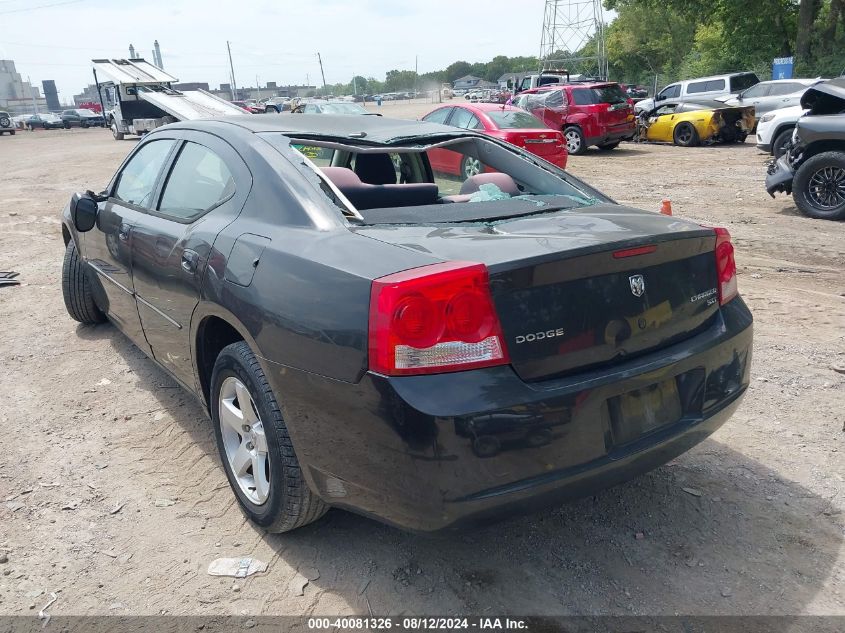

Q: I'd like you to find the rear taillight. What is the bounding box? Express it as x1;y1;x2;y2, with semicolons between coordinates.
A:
713;227;738;305
368;262;510;376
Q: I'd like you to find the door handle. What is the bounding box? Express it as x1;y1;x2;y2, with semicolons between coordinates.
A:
181;249;199;274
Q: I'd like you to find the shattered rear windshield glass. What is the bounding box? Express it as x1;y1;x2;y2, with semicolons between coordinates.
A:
268;133;608;226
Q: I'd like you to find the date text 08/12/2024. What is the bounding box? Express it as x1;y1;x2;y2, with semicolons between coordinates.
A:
307;617;528;630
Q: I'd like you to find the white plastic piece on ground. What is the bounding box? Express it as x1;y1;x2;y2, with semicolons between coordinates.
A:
207;557;268;578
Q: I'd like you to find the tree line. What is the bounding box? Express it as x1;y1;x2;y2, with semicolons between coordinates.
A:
319;0;844;96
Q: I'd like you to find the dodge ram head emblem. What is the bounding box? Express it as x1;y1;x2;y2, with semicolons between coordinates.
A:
629;274;645;297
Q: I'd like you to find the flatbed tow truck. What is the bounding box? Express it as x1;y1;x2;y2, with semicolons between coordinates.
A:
92;58;248;140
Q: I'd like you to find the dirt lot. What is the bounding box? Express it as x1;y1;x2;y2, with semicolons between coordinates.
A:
0;101;843;619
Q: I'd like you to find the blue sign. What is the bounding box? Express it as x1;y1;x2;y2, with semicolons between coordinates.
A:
772;57;794;80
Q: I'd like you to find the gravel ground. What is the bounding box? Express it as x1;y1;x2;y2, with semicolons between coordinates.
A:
0;104;843;618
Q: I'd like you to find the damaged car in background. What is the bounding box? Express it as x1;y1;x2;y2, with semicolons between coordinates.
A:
766;77;845;220
60;114;752;533
636;100;755;146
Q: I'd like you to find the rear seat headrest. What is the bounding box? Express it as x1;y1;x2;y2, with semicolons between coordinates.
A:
320;167;438;211
459;172;520;196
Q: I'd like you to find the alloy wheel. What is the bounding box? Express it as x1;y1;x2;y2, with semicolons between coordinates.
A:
218;376;270;505
463;157;482;178
807;166;845;209
676;126;693;145
564;130;581;154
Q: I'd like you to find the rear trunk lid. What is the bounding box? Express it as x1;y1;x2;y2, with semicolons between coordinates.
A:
503;129;565;158
354;205;720;382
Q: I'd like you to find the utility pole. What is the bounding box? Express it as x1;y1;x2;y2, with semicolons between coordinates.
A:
352;75;358;96
415;55;418;99
256;75;261;100
317;52;327;95
227;41;238;100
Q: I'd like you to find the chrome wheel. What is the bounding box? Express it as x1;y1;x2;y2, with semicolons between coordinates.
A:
462;156;482;178
218;376;270;505
564;129;582;154
807;166;845;209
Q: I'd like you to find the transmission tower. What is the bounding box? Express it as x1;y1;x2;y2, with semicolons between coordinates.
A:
539;0;608;80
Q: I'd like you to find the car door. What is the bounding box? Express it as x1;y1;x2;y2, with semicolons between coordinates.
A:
735;82;771;113
129;131;252;390
763;82;806;114
421;107;455;173
645;104;678;141
82;137;178;352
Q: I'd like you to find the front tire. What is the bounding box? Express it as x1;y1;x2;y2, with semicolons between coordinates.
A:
62;240;106;324
673;122;699;147
563;125;586;155
792;151;845;220
772;127;793;159
210;342;328;532
111;122;124;140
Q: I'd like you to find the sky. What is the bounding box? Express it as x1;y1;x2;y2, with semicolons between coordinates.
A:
0;0;572;102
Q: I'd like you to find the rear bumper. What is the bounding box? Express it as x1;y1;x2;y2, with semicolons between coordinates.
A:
765;156;795;196
268;298;753;532
585;125;636;147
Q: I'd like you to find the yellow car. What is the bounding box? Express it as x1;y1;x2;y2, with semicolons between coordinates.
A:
638;100;755;146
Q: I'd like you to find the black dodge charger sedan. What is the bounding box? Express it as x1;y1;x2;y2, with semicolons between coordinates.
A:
60;115;752;532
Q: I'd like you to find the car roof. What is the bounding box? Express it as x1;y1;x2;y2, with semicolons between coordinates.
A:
523;82;618;94
167;114;475;145
679;72;757;83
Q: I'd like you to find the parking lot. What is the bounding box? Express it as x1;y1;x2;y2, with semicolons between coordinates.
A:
0;101;843;618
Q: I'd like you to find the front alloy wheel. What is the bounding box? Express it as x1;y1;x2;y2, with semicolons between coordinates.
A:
793;151;845;220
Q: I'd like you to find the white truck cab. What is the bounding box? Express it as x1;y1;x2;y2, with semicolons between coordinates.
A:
92;58;247;140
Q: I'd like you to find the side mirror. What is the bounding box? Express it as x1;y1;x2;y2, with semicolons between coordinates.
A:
70;192;99;233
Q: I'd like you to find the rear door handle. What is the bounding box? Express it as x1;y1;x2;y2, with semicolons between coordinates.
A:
181;249;199;274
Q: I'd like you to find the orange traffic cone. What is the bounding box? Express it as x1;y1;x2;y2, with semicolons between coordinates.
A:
659;198;673;216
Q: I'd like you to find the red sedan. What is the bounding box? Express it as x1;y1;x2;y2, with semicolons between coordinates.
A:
421;103;567;178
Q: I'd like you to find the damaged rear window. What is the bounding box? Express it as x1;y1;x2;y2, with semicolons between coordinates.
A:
270;134;610;226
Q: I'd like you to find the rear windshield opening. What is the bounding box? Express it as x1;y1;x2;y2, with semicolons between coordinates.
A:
280;136;606;225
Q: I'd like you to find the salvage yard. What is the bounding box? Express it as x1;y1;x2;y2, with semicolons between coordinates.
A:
0;100;843;618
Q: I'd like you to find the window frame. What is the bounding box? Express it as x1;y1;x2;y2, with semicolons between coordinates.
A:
110;138;180;212
154;140;238;222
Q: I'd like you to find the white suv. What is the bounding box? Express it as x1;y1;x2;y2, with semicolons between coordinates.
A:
636;72;759;112
756;105;805;158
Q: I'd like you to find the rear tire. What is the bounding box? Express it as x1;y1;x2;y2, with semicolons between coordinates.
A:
772;127;793;159
597;141;620;151
792;151;845;221
210;341;328;533
111;122;124;140
461;155;483;179
673;122;699;147
563;125;586;155
62;240;106;324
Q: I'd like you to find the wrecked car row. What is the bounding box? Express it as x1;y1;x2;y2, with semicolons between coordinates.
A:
767;77;845;220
